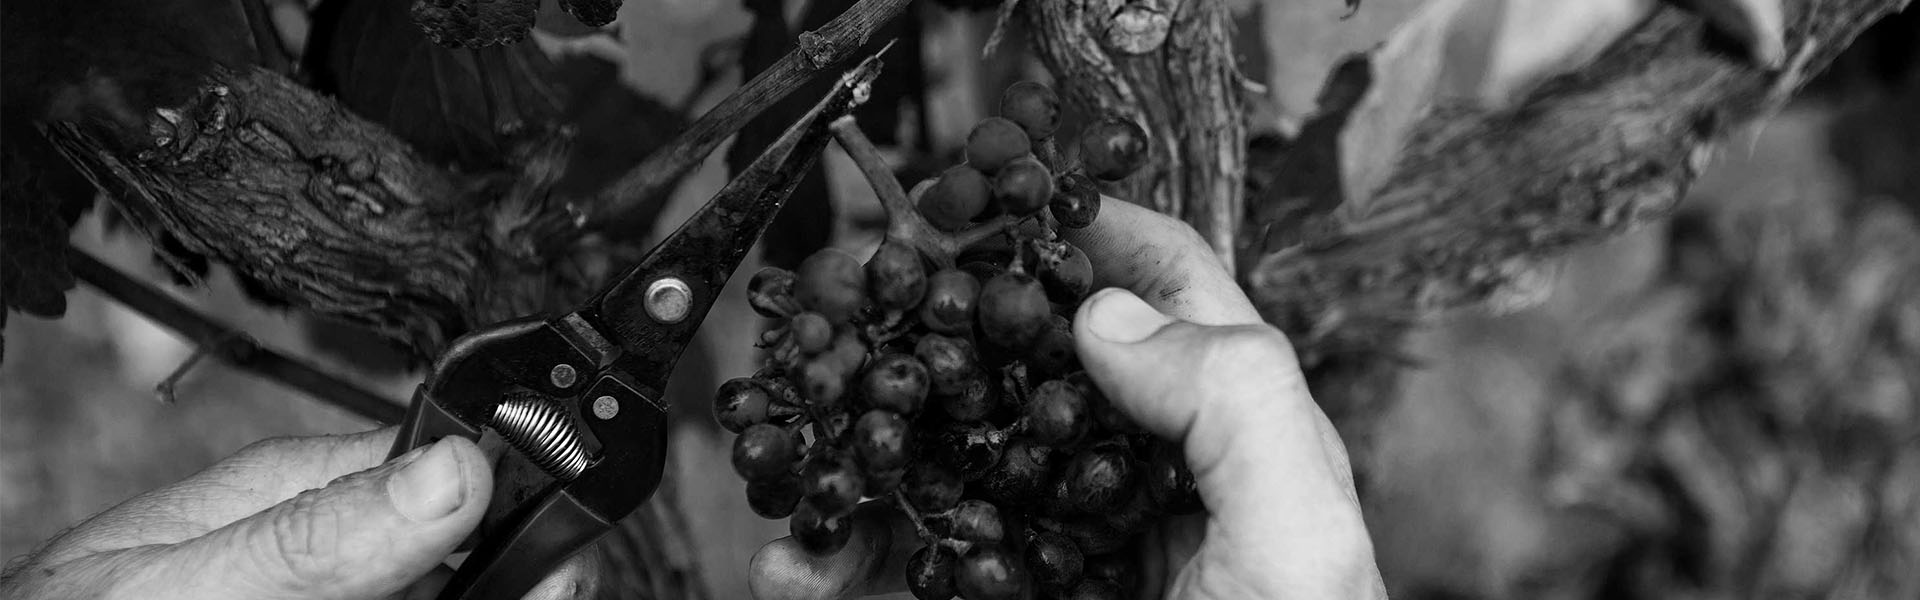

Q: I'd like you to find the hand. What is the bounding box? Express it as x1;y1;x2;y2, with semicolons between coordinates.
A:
746;198;1385;599
0;428;593;600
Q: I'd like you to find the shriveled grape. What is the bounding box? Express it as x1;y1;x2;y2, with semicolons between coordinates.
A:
1062;446;1135;513
748;267;799;318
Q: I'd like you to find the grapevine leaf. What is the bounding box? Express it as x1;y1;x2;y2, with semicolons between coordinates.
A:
305;0;567;171
1331;0;1470;219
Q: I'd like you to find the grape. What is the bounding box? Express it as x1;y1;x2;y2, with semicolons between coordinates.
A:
801;454;866;517
862;353;930;414
866;240;927;310
1038;243;1093;304
1049;517;1132;556
1026;530;1084;589
992;157;1054;217
1062;447;1134;513
1083;554;1139;589
1050;172;1101;229
919;269;980;335
1061;578;1123;600
1025;380;1089;446
945;499;1005;543
1145;445;1203;515
796;249;866;323
823;329;869;373
979;439;1053;503
903;462;965;512
713;377;773;433
746;475;803;519
966;117;1030;174
938;372;996;422
748;267;798;318
930;422;1008;480
863;465;905;497
732;424;798;481
1078;117;1149;181
915;334;978;397
999;81;1061;141
907;546;959;600
790;499;853;555
1026;316;1078;376
978;272;1049;350
957;547;1029;600
798;359;848;408
920;165;991;231
1068;373;1139;436
790;312;834;355
1103;481;1164;535
854;409;912;471
959;260;1007;286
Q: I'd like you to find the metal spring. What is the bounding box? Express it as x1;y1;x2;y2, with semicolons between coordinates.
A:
493;398;590;480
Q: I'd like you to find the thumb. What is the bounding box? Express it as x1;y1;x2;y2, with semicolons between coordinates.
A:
155;437;492;599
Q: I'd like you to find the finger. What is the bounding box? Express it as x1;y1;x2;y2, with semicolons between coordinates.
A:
522;551;602;600
1061;196;1260;326
140;436;492;599
747;502;918;600
25;427;403;565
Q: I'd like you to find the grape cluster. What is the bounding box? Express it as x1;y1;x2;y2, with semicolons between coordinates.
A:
715;81;1192;600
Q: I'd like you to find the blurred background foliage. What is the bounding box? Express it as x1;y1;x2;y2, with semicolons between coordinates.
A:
3;1;1916;599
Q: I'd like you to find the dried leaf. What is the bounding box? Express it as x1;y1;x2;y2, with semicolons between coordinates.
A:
1330;0;1470;218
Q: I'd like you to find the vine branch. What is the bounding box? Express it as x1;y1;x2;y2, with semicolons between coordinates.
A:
66;247;405;424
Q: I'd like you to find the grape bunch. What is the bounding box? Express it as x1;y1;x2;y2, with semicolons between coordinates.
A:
714;81;1189;600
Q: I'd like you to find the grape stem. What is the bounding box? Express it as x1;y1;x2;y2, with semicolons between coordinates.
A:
889;491;941;544
826;117;1023;268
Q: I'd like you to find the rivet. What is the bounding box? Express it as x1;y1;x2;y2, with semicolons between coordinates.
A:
592;395;620;420
645;277;693;324
549;364;578;389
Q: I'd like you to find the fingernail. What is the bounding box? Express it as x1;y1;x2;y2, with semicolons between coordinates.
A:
387;439;467;522
1084;288;1176;344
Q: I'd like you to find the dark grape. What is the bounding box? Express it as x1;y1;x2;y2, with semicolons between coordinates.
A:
903;462;965;512
1050;172;1101;229
795;249;866;323
866;240;927;310
1038;243;1093;304
1024;380;1089;446
1026;531;1084;589
1145;445;1203;515
790;499;853;555
1061;578;1124;600
978;272;1050;350
1078;117;1150;181
863;465;905;497
1026;315;1078;376
732;424;798;481
748;267;798;318
930;422;1009;480
1062;447;1135;513
938;372;996;422
801;454;866;517
1068;373;1139;436
822;329;870;373
919;269;980;335
946;499;1005;543
790;312;834;355
921;165;991;231
956;546;1028;600
1103;480;1164;535
798;359;848;408
915;334;978;397
746;475;803;519
999;81;1061;141
992;157;1054;216
959;260;1007;286
854;409;912;471
1083;554;1139;589
1049;517;1132;556
979;439;1054;503
907;546;960;600
713;377;773;433
966;117;1030;174
862;353;930;414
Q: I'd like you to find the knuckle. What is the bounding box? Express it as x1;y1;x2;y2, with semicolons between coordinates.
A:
260;490;345;588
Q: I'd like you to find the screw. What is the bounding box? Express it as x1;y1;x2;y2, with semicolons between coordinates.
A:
548;364;578;389
645;277;693;324
592;395;620;420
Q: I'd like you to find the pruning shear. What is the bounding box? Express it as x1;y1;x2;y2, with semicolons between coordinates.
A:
387;56;880;600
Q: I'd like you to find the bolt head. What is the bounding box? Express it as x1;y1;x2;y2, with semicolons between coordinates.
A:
549;364;578;389
592;395;620;420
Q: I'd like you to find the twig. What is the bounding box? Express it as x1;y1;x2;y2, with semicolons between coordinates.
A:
981;0;1024;59
67;247;405;424
577;0;914;234
827;116;912;219
154;334;223;404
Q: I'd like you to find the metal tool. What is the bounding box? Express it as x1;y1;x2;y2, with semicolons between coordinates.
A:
386;56;881;600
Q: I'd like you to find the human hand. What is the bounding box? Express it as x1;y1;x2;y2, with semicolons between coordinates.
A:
0;427;595;600
745;198;1385;599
